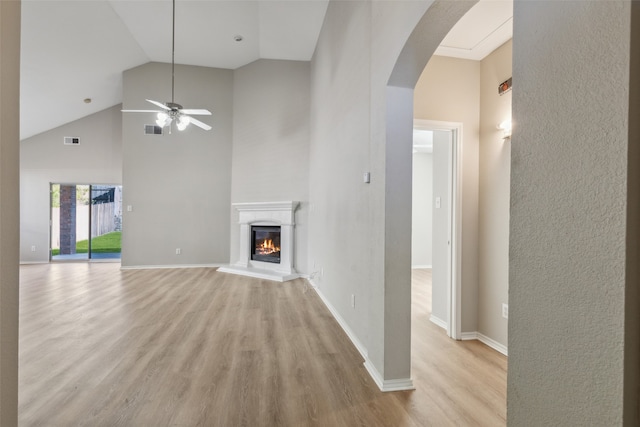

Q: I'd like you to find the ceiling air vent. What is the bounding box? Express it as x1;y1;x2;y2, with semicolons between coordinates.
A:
144;125;163;135
63;137;80;145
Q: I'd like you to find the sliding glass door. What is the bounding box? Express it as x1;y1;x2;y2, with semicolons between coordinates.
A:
50;183;122;261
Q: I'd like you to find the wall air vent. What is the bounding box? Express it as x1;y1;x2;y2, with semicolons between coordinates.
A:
144;125;163;135
63;137;80;145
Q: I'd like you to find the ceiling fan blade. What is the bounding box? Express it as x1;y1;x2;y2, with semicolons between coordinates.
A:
188;116;212;131
121;109;162;113
146;99;171;110
179;109;211;116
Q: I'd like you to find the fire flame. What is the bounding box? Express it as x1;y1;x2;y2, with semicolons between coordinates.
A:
257;239;280;255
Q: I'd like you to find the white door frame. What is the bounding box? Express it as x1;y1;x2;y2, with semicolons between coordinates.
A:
413;119;463;340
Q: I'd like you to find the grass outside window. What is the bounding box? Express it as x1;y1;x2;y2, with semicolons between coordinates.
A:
51;231;121;256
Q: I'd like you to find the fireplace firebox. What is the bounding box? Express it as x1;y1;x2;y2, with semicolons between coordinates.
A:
251;226;281;263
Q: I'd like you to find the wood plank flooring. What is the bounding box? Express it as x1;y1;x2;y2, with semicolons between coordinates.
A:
18;264;506;426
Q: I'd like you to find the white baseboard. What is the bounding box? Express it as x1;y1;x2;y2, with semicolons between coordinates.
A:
364;360;415;392
461;331;508;356
308;278;414;393
460;332;477;340
429;315;447;330
308;278;369;359
120;264;223;270
20;261;49;265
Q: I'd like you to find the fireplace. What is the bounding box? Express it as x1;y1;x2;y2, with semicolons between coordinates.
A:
218;201;299;282
251;226;281;263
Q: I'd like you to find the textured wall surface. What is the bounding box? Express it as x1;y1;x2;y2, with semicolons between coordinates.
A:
309;0;381;371
230;59;310;274
509;1;634;424
478;40;511;349
122;63;232;267
20;106;123;263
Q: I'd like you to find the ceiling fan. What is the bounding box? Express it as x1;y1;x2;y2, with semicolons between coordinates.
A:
121;0;212;132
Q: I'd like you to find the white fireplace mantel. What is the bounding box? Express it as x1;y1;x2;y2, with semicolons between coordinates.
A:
218;201;300;282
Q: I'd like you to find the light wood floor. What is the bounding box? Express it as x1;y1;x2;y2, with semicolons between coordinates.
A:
18;264;506;426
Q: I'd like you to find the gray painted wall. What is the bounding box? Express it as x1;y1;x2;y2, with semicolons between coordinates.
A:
309;0;380;372
509;1;639;424
121;63;232;267
430;130;451;325
310;0;474;383
0;1;21;423
230;59;310;274
478;40;511;348
20;106;123;263
309;0;433;381
411;152;432;267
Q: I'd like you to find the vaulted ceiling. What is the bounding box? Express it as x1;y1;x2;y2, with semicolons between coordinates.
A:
20;0;512;140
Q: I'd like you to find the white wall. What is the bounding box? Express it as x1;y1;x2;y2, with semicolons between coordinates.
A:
478;40;511;349
509;1;639;424
121;63;232;267
414;55;480;333
411;152;432;267
20;106;123;263
230;59;310;274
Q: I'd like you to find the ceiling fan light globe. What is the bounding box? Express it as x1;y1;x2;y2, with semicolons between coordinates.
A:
157;112;169;121
156;116;171;127
176;118;189;131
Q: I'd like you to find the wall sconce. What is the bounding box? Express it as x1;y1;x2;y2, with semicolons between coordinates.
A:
498;119;512;139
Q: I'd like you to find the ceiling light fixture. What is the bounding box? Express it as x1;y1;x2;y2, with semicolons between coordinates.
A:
121;0;212;132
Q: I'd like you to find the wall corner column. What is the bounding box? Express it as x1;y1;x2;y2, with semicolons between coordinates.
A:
0;0;21;424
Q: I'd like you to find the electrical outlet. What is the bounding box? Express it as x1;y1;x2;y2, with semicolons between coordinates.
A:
502;303;508;319
31;245;36;252
351;294;355;308
176;248;181;255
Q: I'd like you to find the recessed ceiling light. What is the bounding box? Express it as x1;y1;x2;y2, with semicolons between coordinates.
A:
83;98;92;104
233;35;243;42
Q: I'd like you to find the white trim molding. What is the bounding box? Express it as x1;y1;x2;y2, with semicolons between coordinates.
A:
364;361;415;392
308;278;369;359
461;331;508;356
429;315;448;330
309;278;415;393
121;264;223;270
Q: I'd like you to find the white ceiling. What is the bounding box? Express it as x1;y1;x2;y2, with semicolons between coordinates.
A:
20;0;329;140
20;0;512;141
435;0;513;60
